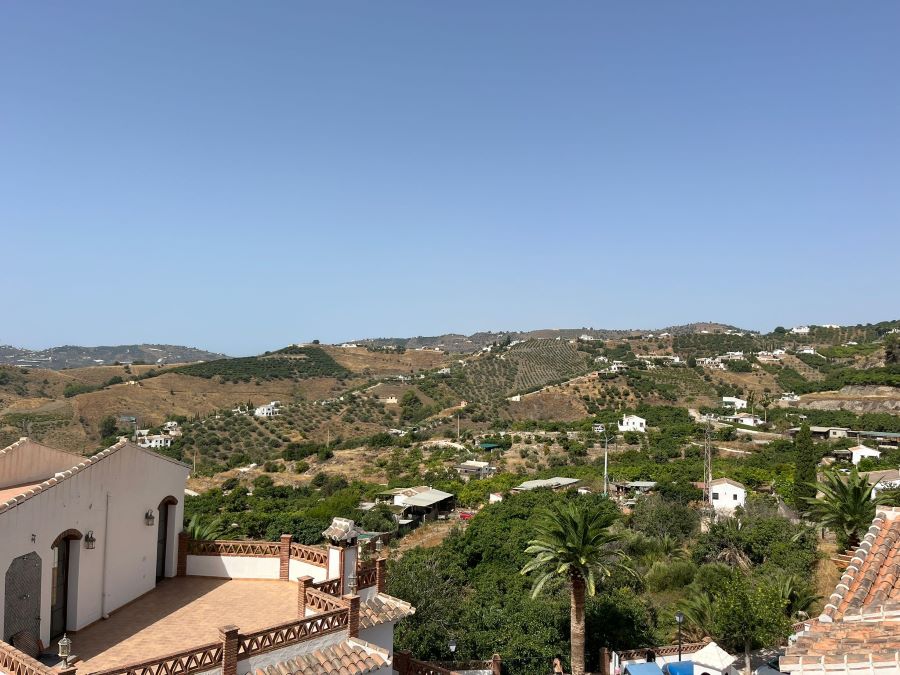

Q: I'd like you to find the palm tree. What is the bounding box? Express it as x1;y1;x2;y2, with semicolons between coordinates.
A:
713;518;751;570
771;571;821;620
521;502;634;675
804;467;889;549
678;590;716;641
185;514;227;541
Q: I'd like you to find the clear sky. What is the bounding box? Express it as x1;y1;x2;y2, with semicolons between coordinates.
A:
2;2;898;355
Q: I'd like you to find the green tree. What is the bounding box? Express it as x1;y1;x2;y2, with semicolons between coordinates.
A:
710;573;791;675
185;514;227;540
99;415;118;439
520;502;633;675
792;424;818;509
804;467;889;548
886;334;899;365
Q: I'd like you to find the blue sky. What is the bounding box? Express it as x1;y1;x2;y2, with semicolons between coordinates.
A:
2;2;898;355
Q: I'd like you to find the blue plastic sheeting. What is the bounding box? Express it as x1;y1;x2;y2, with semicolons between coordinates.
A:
624;663;665;675
663;661;694;675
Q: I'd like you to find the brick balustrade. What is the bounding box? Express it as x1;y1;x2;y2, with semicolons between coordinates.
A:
0;640;57;675
219;626;239;675
88;608;351;675
345;594;360;638
279;534;292;580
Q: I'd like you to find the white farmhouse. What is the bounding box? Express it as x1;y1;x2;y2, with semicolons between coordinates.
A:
722;396;747;410
727;412;764;427
618;415;647;433
791;326;811;335
709;477;746;514
254;401;281;418
850;444;881;465
137;434;174;449
0;437;188;648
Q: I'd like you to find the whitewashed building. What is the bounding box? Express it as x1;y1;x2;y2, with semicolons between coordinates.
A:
791;326;811;335
254;401;281;418
0;437;189;648
722;396;747;410
618;415;647;433
709;477;746;514
850;444;881;465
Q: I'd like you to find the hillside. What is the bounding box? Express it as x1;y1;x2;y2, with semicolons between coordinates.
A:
353;322;748;353
2;322;897;469
0;343;227;369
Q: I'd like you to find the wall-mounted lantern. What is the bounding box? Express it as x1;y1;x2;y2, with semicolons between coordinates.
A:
145;509;155;526
84;531;96;550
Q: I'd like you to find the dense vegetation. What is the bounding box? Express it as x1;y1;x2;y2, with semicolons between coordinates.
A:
387;488;808;675
173;347;350;383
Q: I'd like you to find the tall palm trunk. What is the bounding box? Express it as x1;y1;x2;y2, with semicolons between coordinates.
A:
571;574;586;675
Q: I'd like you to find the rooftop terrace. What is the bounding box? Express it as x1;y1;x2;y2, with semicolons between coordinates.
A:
70;578;299;674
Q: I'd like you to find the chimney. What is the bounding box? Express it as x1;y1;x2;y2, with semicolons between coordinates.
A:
322;517;361;594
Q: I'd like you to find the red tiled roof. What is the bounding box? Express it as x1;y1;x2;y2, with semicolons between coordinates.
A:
781;508;900;674
359;593;415;629
252;638;388;675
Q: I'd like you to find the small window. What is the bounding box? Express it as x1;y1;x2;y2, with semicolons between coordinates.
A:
733;494;738;500
712;492;719;500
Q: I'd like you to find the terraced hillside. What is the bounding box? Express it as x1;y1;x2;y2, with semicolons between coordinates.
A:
450;340;593;401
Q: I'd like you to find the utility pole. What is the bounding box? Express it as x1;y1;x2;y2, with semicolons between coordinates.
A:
704;421;714;506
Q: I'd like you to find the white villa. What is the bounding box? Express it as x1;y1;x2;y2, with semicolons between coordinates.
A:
618;414;647;433
254;401;281;418
850;443;881;465
721;396;747;410
0;437;419;675
791;326;811;335
725;412;764;428
709;477;746;515
0;438;188;649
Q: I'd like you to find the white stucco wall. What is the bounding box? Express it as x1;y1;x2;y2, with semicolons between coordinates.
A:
0;439;84;488
186;555;280;579
0;442;188;644
710;483;746;513
288;558;328;582
359;621;394;657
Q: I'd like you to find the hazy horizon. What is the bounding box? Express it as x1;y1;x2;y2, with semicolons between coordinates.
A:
6;315;898;358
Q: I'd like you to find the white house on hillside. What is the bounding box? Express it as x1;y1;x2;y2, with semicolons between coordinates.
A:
850;444;881;465
254;401;281;418
0;437;189;649
791;326;811;335
618;415;647;433
709;477;746;515
722;396;747;410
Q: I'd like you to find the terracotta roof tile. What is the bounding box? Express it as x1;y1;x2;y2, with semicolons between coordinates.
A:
781;508;900;674
358;593;415;629
252;638;388;675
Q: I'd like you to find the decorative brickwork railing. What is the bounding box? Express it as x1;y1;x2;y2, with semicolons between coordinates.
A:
289;542;328;567
312;577;342;595
89;641;223;675
357;563;377;589
407;659;456;675
616;642;706;661
305;587;346;613
0;641;55;675
188;539;281;557
236;609;349;658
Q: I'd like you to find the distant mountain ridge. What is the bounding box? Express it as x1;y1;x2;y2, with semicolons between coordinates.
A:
352;322;750;353
0;343;228;369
